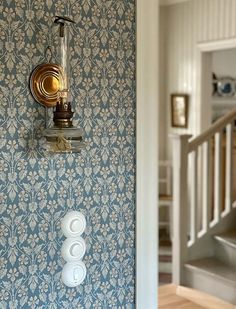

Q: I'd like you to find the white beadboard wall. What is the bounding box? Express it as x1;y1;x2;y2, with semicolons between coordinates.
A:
159;7;168;160
159;0;236;160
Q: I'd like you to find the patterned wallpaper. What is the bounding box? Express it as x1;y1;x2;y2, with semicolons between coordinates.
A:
0;1;135;308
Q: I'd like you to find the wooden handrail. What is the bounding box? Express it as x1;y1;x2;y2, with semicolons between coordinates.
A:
188;107;236;153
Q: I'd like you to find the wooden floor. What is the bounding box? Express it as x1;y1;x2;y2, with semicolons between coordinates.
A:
158;284;235;309
159;285;204;308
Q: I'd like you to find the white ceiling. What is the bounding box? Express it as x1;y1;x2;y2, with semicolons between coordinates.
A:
160;0;190;6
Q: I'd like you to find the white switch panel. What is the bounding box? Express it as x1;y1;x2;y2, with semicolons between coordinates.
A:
61;211;87;287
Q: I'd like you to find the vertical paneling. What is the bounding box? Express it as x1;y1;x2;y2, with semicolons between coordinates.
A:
159;7;168;160
230;0;236;37
208;0;217;40
160;0;236;159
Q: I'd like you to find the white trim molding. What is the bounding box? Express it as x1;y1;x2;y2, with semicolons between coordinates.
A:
160;0;190;6
197;38;236;131
136;0;159;308
198;38;236;52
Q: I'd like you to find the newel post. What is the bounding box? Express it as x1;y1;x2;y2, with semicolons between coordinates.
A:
171;134;191;285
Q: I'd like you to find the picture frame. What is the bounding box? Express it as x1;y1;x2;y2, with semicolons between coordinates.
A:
171;94;188;128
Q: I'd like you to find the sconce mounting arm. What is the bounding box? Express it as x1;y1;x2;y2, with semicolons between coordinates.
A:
54;16;75;37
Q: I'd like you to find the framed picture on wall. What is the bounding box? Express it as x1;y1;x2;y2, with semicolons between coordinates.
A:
171;94;188;128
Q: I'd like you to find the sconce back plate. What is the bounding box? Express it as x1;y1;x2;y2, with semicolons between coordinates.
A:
30;63;61;107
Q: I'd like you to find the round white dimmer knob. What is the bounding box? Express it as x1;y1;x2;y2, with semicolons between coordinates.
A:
61;211;86;237
61;237;86;262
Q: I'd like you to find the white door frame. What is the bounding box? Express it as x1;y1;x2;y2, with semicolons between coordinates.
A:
198;38;236;132
136;0;159;308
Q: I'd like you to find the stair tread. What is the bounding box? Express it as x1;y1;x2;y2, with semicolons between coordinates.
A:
159;254;172;263
185;257;236;286
159;194;173;201
214;230;236;249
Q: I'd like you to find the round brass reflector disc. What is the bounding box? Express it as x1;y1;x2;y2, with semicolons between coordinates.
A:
30;63;61;107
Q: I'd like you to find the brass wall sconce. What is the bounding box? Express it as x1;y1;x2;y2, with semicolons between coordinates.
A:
30;16;85;153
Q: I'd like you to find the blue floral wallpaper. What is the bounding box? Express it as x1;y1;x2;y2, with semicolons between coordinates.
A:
0;0;135;308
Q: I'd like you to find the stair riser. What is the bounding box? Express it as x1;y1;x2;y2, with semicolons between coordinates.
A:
215;241;236;270
159;262;172;273
184;267;236;305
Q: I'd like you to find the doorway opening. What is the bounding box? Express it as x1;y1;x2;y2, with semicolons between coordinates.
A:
199;38;236;132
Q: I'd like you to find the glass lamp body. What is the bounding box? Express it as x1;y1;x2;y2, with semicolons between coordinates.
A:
43;17;85;153
57;23;70;102
43;127;85;153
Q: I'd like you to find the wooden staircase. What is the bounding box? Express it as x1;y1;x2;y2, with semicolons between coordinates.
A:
184;229;236;304
172;108;236;304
